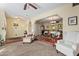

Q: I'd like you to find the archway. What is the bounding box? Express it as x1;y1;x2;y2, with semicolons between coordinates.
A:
34;14;63;45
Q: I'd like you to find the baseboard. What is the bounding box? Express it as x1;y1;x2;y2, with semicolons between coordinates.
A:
5;36;23;44
6;36;24;40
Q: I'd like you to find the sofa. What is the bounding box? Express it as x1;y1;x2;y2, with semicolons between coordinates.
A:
56;31;79;56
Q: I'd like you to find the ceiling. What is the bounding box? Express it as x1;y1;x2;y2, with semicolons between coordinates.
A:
0;3;65;19
36;14;62;23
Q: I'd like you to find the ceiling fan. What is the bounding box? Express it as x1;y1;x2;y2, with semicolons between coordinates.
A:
24;3;38;10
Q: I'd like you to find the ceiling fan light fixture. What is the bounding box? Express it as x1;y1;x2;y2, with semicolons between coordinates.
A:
24;3;38;10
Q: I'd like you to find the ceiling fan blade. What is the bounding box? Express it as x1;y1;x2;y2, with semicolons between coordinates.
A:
29;3;38;9
24;3;27;10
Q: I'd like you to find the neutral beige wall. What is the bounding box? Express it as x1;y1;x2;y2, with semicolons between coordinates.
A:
6;17;28;38
31;4;79;32
35;22;50;35
34;23;43;35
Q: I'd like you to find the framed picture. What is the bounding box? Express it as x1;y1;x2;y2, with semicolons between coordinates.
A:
68;16;77;25
72;3;79;7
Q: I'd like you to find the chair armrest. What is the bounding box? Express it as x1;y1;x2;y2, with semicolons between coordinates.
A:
72;43;79;50
72;44;77;50
55;40;63;46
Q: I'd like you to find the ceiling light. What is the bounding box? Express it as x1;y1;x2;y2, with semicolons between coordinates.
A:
47;15;60;20
47;17;53;20
50;21;56;23
52;15;60;19
14;16;19;18
17;19;20;21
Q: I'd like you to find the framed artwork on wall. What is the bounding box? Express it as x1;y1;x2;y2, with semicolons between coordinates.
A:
68;16;77;25
72;3;79;7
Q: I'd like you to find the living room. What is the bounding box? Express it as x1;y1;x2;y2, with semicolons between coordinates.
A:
0;3;79;56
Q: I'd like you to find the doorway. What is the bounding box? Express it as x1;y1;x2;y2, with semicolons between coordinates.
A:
35;15;63;45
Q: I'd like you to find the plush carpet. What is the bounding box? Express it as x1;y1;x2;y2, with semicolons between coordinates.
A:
0;41;64;56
